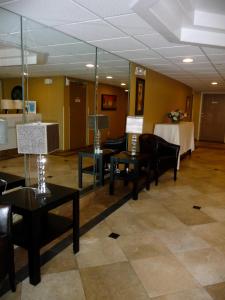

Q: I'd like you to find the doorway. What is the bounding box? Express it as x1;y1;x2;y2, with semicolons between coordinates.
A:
69;82;87;150
200;94;225;142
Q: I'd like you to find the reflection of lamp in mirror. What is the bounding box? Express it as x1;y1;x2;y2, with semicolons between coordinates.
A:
126;116;144;156
88;115;109;154
16;122;59;196
0;119;8;144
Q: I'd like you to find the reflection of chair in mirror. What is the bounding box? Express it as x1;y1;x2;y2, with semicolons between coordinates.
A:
103;135;127;152
139;134;180;185
0;205;16;292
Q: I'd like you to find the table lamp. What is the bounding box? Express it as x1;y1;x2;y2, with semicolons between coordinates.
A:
16;122;59;196
126;116;144;156
88;115;109;154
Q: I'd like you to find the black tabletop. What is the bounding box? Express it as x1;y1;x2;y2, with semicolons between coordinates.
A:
0;183;79;213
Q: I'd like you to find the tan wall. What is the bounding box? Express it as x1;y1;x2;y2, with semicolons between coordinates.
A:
97;83;128;142
2;76;65;149
130;63;193;133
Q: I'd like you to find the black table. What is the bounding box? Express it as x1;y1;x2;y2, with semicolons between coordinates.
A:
78;148;116;188
0;183;79;286
109;151;151;200
0;172;25;195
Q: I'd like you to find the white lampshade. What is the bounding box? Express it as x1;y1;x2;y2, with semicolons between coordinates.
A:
0;119;8;144
14;100;23;110
126;116;143;134
88;115;109;130
1;99;14;110
16;122;59;154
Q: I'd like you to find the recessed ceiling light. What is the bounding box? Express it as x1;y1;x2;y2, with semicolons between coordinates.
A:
106;76;112;79
211;81;218;85
121;82;126;86
125;89;129;92
85;63;94;68
182;58;193;63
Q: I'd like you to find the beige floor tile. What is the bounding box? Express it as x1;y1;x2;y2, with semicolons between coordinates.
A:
151;287;213;300
81;221;112;240
21;270;85;300
156;228;210;253
80;262;150;300
131;254;199;298
77;237;127;268
176;248;225;286
117;232;171;261
202;207;225;222
1;284;22;300
41;245;78;275
191;222;225;248
205;282;225;300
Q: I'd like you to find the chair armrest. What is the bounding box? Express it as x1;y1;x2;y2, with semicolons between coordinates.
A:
157;141;180;159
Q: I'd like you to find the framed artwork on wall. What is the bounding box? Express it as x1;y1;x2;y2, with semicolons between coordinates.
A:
101;94;117;111
135;78;145;115
26;100;36;113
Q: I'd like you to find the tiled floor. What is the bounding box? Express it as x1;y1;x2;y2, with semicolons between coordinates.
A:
2;145;225;299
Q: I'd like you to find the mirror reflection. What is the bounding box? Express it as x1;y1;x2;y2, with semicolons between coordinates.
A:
0;8;130;193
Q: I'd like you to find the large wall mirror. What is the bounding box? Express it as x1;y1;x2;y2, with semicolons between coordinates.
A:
0;7;130;193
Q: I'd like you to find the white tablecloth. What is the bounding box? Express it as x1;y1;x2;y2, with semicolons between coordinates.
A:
154;122;195;169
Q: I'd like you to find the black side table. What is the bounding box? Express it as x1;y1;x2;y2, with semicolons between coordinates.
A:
78;148;116;188
0;183;79;286
109;151;151;200
0;172;25;195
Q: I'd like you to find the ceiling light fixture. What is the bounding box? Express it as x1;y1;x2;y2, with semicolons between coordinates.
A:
211;82;218;85
182;58;193;63
121;83;126;86
85;63;94;68
125;89;129;92
106;76;112;79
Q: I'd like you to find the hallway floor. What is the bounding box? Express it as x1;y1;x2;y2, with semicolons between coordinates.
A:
2;145;225;299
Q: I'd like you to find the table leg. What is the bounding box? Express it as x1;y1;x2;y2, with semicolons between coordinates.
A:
73;196;80;254
99;154;104;186
109;160;115;195
26;213;41;285
78;154;83;188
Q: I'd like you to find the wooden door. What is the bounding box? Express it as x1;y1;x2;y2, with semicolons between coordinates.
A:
200;94;225;142
70;82;86;149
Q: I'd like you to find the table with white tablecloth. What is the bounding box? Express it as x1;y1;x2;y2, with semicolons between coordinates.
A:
154;122;195;169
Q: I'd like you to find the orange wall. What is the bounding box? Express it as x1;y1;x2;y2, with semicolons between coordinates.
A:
97;83;128;141
130;63;193;133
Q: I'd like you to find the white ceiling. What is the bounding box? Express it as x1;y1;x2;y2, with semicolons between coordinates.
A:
1;0;225;91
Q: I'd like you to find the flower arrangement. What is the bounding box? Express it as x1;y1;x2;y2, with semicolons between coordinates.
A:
167;109;186;123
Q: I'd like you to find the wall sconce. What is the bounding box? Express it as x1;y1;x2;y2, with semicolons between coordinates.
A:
16;122;59;196
126;116;144;156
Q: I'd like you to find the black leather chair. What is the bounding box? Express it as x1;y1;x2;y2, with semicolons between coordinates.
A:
0;205;16;292
139;134;180;185
103;135;127;152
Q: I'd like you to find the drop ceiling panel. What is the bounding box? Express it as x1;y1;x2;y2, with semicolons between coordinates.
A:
2;0;98;26
202;46;225;55
112;49;160;60
72;0;133;18
55;20;126;42
207;54;225;63
90;37;147;52
105;13;155;36
135;33;181;49
154;46;204;57
47;54;96;64
32;43;96;56
168;55;209;64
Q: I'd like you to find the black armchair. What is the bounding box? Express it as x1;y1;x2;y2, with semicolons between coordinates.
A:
0;205;16;292
103;135;127;153
139;134;180;185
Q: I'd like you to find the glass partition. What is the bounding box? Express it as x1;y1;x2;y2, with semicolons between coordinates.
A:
0;7;130;193
0;8;24;184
